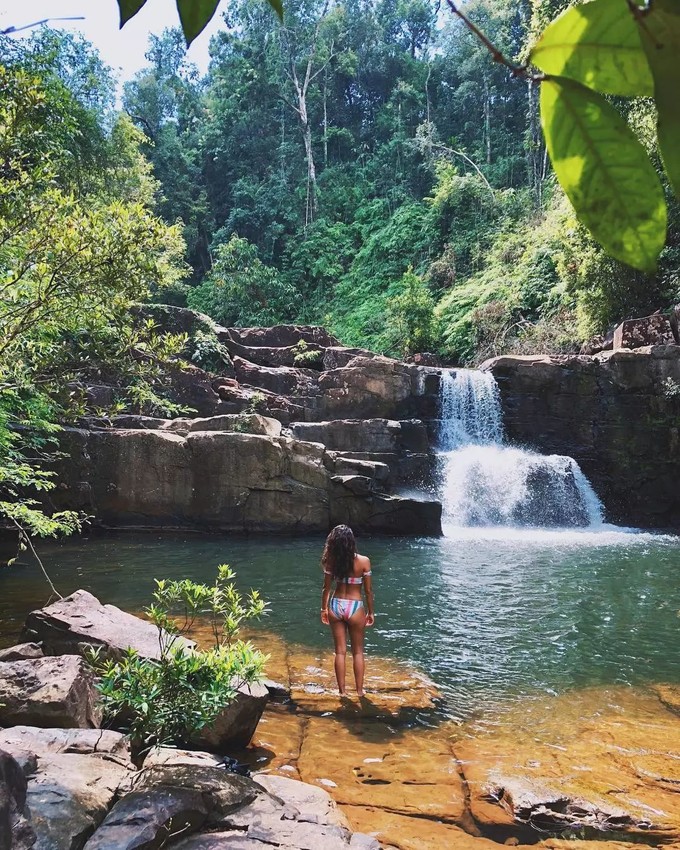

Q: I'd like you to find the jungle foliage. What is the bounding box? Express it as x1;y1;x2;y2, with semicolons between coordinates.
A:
120;0;680;362
4;1;680;548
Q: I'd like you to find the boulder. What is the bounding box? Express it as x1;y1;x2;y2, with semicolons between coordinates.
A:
318;356;418;419
0;655;101;729
22;589;195;661
27;751;132;850
160;414;282;437
192;681;269;751
129;765;259;824
221;325;340;349
82;788;208;850
0;727;129;760
0;642;44;662
330;485;442;536
222;339;324;369
322;347;377;370
51;423;439;536
233;356;319;396
254;774;348;827
613;314;675;350
0;749;35;850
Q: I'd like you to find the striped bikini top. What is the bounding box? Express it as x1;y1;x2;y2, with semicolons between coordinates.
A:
324;569;372;585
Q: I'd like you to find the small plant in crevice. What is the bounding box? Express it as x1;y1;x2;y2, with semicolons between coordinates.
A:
292;339;324;369
245;391;267;414
186;330;233;374
88;565;268;762
661;377;680;400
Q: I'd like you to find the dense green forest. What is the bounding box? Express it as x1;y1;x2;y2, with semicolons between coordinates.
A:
1;0;679;541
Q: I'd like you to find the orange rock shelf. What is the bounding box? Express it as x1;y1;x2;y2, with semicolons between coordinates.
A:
197;628;680;850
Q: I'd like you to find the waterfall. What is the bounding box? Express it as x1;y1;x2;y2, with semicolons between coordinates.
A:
438;370;603;529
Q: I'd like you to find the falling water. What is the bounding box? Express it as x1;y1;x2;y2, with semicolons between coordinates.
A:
438;370;604;528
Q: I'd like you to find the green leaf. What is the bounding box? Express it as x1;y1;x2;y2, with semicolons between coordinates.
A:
117;0;149;27
540;76;666;273
176;0;221;46
266;0;284;21
636;0;680;198
531;0;653;97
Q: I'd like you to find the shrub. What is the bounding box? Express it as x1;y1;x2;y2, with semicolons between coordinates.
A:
291;339;324;369
90;565;268;760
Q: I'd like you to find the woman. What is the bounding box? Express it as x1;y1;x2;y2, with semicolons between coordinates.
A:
320;525;374;696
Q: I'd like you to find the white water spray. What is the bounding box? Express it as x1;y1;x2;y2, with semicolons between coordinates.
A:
438;370;603;529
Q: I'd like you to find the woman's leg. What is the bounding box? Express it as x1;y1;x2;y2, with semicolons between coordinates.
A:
347;606;367;696
329;613;348;694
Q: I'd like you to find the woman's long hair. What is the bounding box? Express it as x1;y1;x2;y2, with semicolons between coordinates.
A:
321;525;356;580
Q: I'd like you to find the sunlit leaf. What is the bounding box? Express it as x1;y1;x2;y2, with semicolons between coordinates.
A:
176;0;221;46
637;0;680;198
117;0;148;28
531;0;653;97
540;76;666;273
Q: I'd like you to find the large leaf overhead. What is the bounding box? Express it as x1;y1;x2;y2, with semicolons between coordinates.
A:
540;76;666;272
531;0;653;97
118;0;148;27
117;0;283;45
636;0;680;199
176;0;221;45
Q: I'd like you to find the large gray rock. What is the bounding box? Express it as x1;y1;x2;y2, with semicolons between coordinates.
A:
192;682;269;751
51;428;440;535
318;356;418;419
0;656;101;729
233;357;319;396
22;590;194;662
613;314;675;350
27;752;132;850
0;643;43;662
0;727;129;760
82;788;207;850
0;749;35;850
330;486;442;536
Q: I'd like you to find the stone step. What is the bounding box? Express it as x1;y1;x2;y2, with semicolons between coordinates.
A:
286;419;429;454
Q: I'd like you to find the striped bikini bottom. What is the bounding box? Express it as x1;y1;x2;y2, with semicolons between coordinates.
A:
329;597;364;622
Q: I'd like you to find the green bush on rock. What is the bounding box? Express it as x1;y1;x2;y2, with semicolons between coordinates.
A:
89;565;268;758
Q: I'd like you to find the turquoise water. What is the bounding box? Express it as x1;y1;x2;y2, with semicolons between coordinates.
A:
1;527;679;722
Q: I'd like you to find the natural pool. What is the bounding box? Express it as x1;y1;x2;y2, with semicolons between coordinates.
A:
2;526;679;726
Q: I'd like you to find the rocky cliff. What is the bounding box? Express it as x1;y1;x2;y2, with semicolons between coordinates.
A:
484;345;680;529
49;312;443;536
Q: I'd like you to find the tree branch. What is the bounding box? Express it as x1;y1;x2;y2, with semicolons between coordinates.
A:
444;0;543;82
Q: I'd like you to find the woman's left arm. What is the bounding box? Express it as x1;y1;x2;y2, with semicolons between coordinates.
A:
321;571;332;624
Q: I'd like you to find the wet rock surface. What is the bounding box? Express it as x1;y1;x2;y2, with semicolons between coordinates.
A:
235;636;680;850
484;346;680;528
